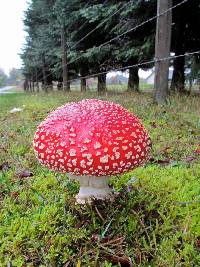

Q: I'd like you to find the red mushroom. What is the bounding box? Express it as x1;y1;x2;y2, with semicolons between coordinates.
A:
33;99;151;204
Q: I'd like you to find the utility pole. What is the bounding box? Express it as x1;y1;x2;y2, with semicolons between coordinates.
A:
154;0;172;104
61;25;70;92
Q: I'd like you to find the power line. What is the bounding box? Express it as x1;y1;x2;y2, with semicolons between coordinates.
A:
34;0;189;83
68;0;189;67
67;50;200;83
71;0;109;42
98;0;189;48
70;0;132;50
31;0;110;82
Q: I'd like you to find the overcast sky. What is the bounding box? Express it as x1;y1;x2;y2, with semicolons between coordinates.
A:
0;0;28;74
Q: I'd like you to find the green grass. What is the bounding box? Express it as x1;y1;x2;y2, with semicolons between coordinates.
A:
0;91;200;267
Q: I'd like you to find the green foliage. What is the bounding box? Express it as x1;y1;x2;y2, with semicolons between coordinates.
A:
21;0;157;83
0;68;8;87
0;92;200;266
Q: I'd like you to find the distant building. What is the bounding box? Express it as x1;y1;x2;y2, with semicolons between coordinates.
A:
146;68;173;85
106;74;128;84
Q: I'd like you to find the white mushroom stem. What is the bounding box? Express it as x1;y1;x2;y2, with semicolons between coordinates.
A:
68;174;113;204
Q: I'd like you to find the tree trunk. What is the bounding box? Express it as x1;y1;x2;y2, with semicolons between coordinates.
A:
61;25;70;92
36;81;39;93
42;54;48;92
81;78;87;92
128;67;139;92
24;79;28;91
171;56;185;92
97;73;107;93
35;69;39;93
57;81;63;90
32;80;35;92
29;80;32;92
170;20;185;92
154;0;172;104
80;67;88;92
198;79;200;91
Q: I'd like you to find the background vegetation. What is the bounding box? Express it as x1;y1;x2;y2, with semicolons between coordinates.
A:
21;0;200;94
1;0;200;266
0;91;199;266
0;68;23;87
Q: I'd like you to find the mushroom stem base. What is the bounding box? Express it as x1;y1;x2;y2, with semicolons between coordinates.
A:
68;174;113;204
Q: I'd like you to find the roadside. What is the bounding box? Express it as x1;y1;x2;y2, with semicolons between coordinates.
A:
0;86;21;94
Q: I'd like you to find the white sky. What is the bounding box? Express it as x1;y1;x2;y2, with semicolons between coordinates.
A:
108;70;152;79
0;0;28;74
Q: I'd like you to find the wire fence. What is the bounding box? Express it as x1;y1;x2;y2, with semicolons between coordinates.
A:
36;0;131;82
64;50;200;84
27;0;197;90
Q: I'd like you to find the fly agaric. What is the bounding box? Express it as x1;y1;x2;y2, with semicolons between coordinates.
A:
33;99;151;204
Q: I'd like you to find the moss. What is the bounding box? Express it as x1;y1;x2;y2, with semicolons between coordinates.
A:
0;91;199;266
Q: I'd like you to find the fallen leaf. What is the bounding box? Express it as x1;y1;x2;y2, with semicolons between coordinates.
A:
195;237;200;250
18;170;33;178
194;149;200;155
0;162;10;172
150;121;157;128
185;156;197;162
106;254;132;267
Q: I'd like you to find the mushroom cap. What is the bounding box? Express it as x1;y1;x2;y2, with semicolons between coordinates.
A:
33;99;151;176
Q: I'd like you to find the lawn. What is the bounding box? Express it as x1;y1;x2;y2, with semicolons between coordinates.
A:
0;91;200;267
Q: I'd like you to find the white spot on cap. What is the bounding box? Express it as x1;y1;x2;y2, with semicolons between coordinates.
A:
100;155;109;163
120;161;125;167
72;159;77;166
113;163;118;168
82;153;92;159
80;160;86;168
57;150;63;157
131;132;137;138
113;147;119;153
80;146;88;152
125;151;133;159
69;149;76;156
60;141;66;147
39;144;45;150
83;138;91;144
115;152;120;159
94;142;102;149
116;136;123;141
69;133;77;137
34;142;39;148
